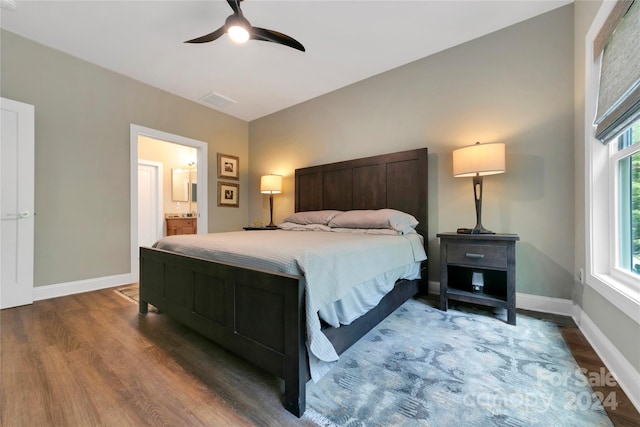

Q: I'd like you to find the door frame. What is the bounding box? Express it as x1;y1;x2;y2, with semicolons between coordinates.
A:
130;125;208;282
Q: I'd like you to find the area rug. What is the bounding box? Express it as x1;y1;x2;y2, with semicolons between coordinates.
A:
304;299;613;427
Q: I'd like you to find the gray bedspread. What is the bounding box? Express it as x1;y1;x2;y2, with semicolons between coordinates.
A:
152;229;427;379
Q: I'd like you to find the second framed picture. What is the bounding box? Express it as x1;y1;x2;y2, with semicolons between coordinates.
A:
217;181;239;207
217;153;239;180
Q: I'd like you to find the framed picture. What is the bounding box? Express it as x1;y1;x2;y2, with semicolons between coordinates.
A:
217;153;239;180
217;181;239;207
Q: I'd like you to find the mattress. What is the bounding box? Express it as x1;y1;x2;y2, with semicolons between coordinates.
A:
152;229;427;379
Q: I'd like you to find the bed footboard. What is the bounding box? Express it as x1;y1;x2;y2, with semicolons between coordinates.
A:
139;247;421;417
139;247;308;416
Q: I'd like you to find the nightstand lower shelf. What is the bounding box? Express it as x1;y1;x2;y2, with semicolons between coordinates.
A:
445;288;510;308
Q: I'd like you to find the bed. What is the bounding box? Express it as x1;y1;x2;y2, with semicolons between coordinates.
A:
138;148;428;417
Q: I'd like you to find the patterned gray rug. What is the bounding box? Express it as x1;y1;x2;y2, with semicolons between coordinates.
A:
304;299;613;427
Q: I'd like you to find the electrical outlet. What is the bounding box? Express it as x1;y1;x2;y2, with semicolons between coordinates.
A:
578;268;584;284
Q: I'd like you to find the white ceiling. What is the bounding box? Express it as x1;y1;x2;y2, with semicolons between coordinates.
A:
1;0;571;121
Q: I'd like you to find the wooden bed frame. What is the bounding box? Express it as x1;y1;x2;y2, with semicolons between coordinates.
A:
138;148;428;417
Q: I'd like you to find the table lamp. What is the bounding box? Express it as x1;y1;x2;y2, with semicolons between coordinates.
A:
260;174;282;227
452;142;505;234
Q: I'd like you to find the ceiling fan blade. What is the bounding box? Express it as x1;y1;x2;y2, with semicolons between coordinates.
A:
251;27;305;52
184;26;226;44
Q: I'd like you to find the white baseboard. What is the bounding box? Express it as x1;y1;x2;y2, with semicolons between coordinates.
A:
515;292;575;316
33;273;134;301
427;280;440;296
429;282;575;316
574;306;640;413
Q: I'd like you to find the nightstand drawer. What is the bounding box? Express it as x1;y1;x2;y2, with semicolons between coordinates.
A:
447;243;508;269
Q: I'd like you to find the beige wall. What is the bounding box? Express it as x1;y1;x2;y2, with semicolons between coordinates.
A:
249;5;575;298
1;30;249;287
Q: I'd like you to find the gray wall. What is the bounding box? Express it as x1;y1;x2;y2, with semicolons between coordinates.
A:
572;0;599;310
1;30;249;286
249;5;575;299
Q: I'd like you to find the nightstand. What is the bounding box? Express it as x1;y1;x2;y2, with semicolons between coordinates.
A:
242;226;279;231
437;232;519;325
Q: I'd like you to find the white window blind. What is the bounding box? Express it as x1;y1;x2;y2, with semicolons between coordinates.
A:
594;0;640;143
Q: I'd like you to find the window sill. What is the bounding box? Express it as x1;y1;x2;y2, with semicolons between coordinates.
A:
587;273;640;325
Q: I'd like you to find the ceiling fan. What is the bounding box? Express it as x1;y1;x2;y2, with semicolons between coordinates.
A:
185;0;305;52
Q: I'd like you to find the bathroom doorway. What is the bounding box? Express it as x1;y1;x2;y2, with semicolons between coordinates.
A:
130;125;208;282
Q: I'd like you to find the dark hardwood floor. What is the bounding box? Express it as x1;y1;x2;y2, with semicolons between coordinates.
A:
557;318;640;427
1;287;638;426
0;286;315;427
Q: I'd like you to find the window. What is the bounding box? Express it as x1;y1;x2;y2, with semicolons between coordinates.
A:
598;0;640;289
585;0;640;322
612;118;640;279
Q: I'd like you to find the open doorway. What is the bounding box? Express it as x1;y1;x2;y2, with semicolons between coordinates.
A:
130;125;208;282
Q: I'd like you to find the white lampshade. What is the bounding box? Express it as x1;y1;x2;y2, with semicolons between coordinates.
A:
453;142;506;177
260;174;282;194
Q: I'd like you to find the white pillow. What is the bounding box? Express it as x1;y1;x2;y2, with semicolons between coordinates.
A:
282;210;343;225
328;209;419;234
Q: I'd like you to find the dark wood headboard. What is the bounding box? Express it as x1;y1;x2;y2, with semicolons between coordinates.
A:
294;148;428;241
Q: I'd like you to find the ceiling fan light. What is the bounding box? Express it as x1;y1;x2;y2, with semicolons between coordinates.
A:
228;25;249;43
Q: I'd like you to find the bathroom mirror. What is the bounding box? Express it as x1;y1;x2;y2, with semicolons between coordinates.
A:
171;168;189;202
190;170;197;202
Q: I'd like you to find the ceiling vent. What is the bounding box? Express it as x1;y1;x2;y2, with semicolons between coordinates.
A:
199;92;237;109
1;0;16;10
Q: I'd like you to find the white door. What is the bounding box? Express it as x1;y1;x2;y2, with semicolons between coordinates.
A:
1;98;35;309
137;161;163;248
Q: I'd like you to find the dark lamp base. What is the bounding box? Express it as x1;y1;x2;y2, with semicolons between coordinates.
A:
471;224;495;234
457;224;496;234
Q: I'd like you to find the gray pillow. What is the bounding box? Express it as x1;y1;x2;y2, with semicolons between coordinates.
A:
282;210;343;225
328;209;418;234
